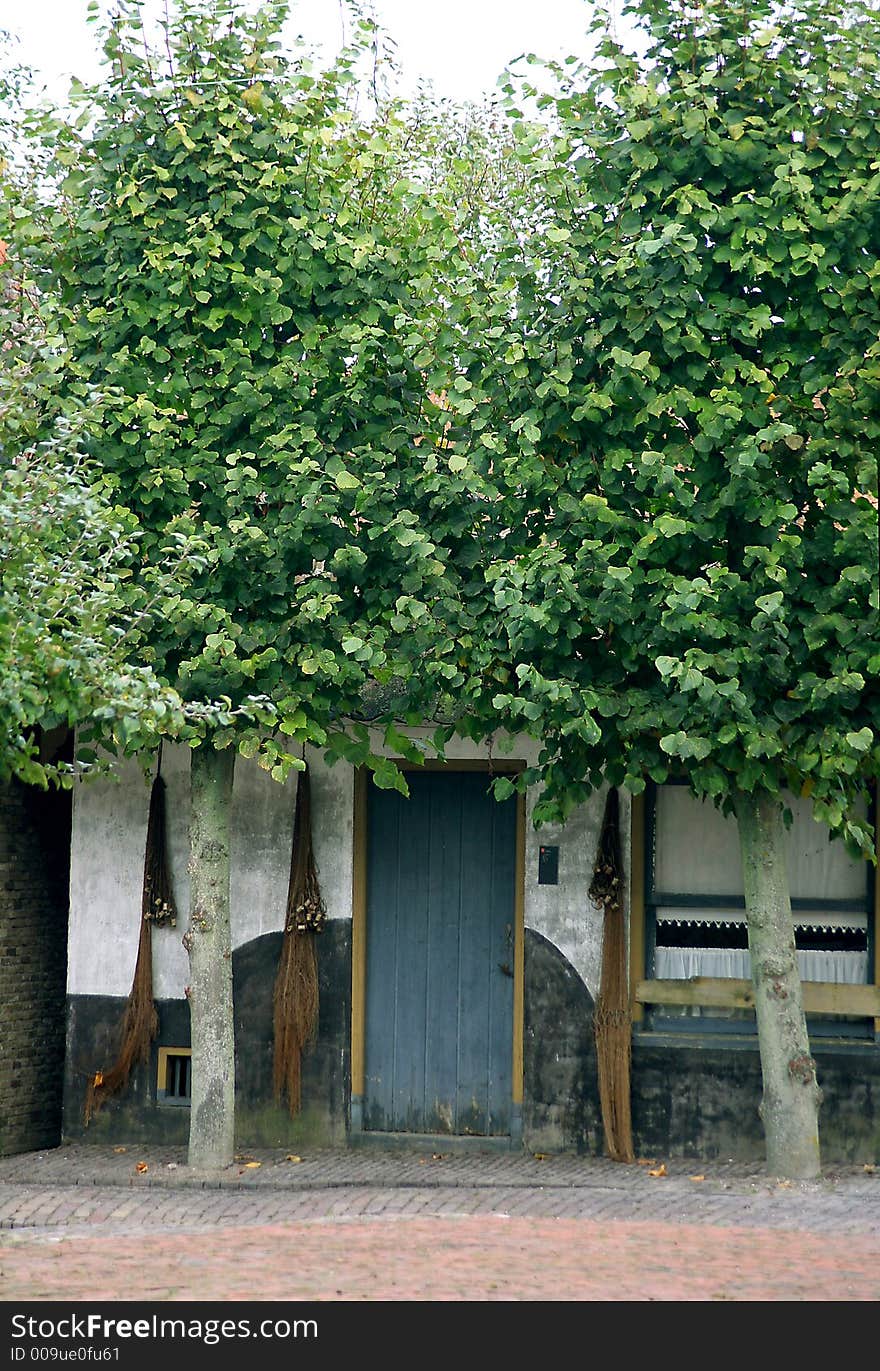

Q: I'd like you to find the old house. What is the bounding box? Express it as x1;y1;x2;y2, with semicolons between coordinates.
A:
52;731;880;1162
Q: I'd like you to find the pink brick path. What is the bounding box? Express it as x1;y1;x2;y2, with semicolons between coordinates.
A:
2;1145;879;1308
3;1214;879;1302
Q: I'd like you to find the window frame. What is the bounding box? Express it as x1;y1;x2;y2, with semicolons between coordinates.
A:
156;1047;192;1106
630;782;880;1040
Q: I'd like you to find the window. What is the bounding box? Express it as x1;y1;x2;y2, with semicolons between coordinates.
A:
634;783;878;1038
157;1048;192;1105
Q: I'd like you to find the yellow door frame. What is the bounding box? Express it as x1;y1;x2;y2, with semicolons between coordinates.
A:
349;761;526;1140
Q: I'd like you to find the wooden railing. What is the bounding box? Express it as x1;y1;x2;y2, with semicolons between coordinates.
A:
635;977;880;1018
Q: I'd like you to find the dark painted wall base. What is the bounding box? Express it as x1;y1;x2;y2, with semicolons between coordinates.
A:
523;928;604;1155
632;1035;880;1163
63;922;351;1148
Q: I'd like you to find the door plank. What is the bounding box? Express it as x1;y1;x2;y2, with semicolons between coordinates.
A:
487;791;516;1132
363;786;401;1130
389;781;430;1131
457;774;494;1135
423;773;463;1133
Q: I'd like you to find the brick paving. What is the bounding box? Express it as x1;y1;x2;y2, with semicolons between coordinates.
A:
0;1142;878;1302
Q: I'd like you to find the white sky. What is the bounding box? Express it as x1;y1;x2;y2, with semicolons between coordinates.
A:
3;0;610;106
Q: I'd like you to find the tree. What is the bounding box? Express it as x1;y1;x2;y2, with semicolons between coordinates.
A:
51;0;465;1169
445;0;879;1177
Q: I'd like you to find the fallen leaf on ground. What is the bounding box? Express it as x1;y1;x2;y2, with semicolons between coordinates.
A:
648;1164;667;1178
636;1158;657;1166
863;1163;876;1174
285;1155;302;1164
243;1161;261;1169
113;1146;127;1154
533;1153;547;1160
134;1162;148;1174
689;1174;705;1182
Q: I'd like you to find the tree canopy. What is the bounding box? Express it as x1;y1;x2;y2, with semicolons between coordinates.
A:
49;0;469;785
444;0;879;855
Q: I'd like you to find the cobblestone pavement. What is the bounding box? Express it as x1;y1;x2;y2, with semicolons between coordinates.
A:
1;1142;879;1302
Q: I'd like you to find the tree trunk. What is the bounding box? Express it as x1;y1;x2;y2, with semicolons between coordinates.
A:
185;743;236;1170
734;788;821;1180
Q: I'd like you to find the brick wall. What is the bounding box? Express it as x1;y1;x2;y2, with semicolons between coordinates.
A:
0;779;71;1156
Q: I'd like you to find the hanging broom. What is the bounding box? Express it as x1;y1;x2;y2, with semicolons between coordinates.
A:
84;749;177;1124
273;764;326;1116
589;785;635;1163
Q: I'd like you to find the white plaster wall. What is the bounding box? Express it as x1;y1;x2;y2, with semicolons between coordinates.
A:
67;744;354;1000
67;753;156;1001
524;784;632;1001
304;747;354;926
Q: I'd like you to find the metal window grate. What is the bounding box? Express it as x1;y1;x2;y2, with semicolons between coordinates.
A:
165;1054;191;1099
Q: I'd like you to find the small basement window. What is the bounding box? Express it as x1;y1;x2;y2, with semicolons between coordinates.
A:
157;1048;192;1106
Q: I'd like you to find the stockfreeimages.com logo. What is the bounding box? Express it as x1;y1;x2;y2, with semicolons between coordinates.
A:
11;1313;318;1349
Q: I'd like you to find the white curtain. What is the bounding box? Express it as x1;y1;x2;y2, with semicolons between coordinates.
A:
654;947;868;984
653;788;869;901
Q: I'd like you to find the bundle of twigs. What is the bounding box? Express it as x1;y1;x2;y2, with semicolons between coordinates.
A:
589;785;635;1163
273;765;326;1116
84;755;177;1124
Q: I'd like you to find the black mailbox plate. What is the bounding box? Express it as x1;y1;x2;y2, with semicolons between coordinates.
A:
538;845;559;885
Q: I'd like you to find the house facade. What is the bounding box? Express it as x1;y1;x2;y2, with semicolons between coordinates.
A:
56;733;880;1161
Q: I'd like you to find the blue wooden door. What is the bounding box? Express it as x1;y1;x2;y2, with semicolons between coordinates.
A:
364;770;517;1136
